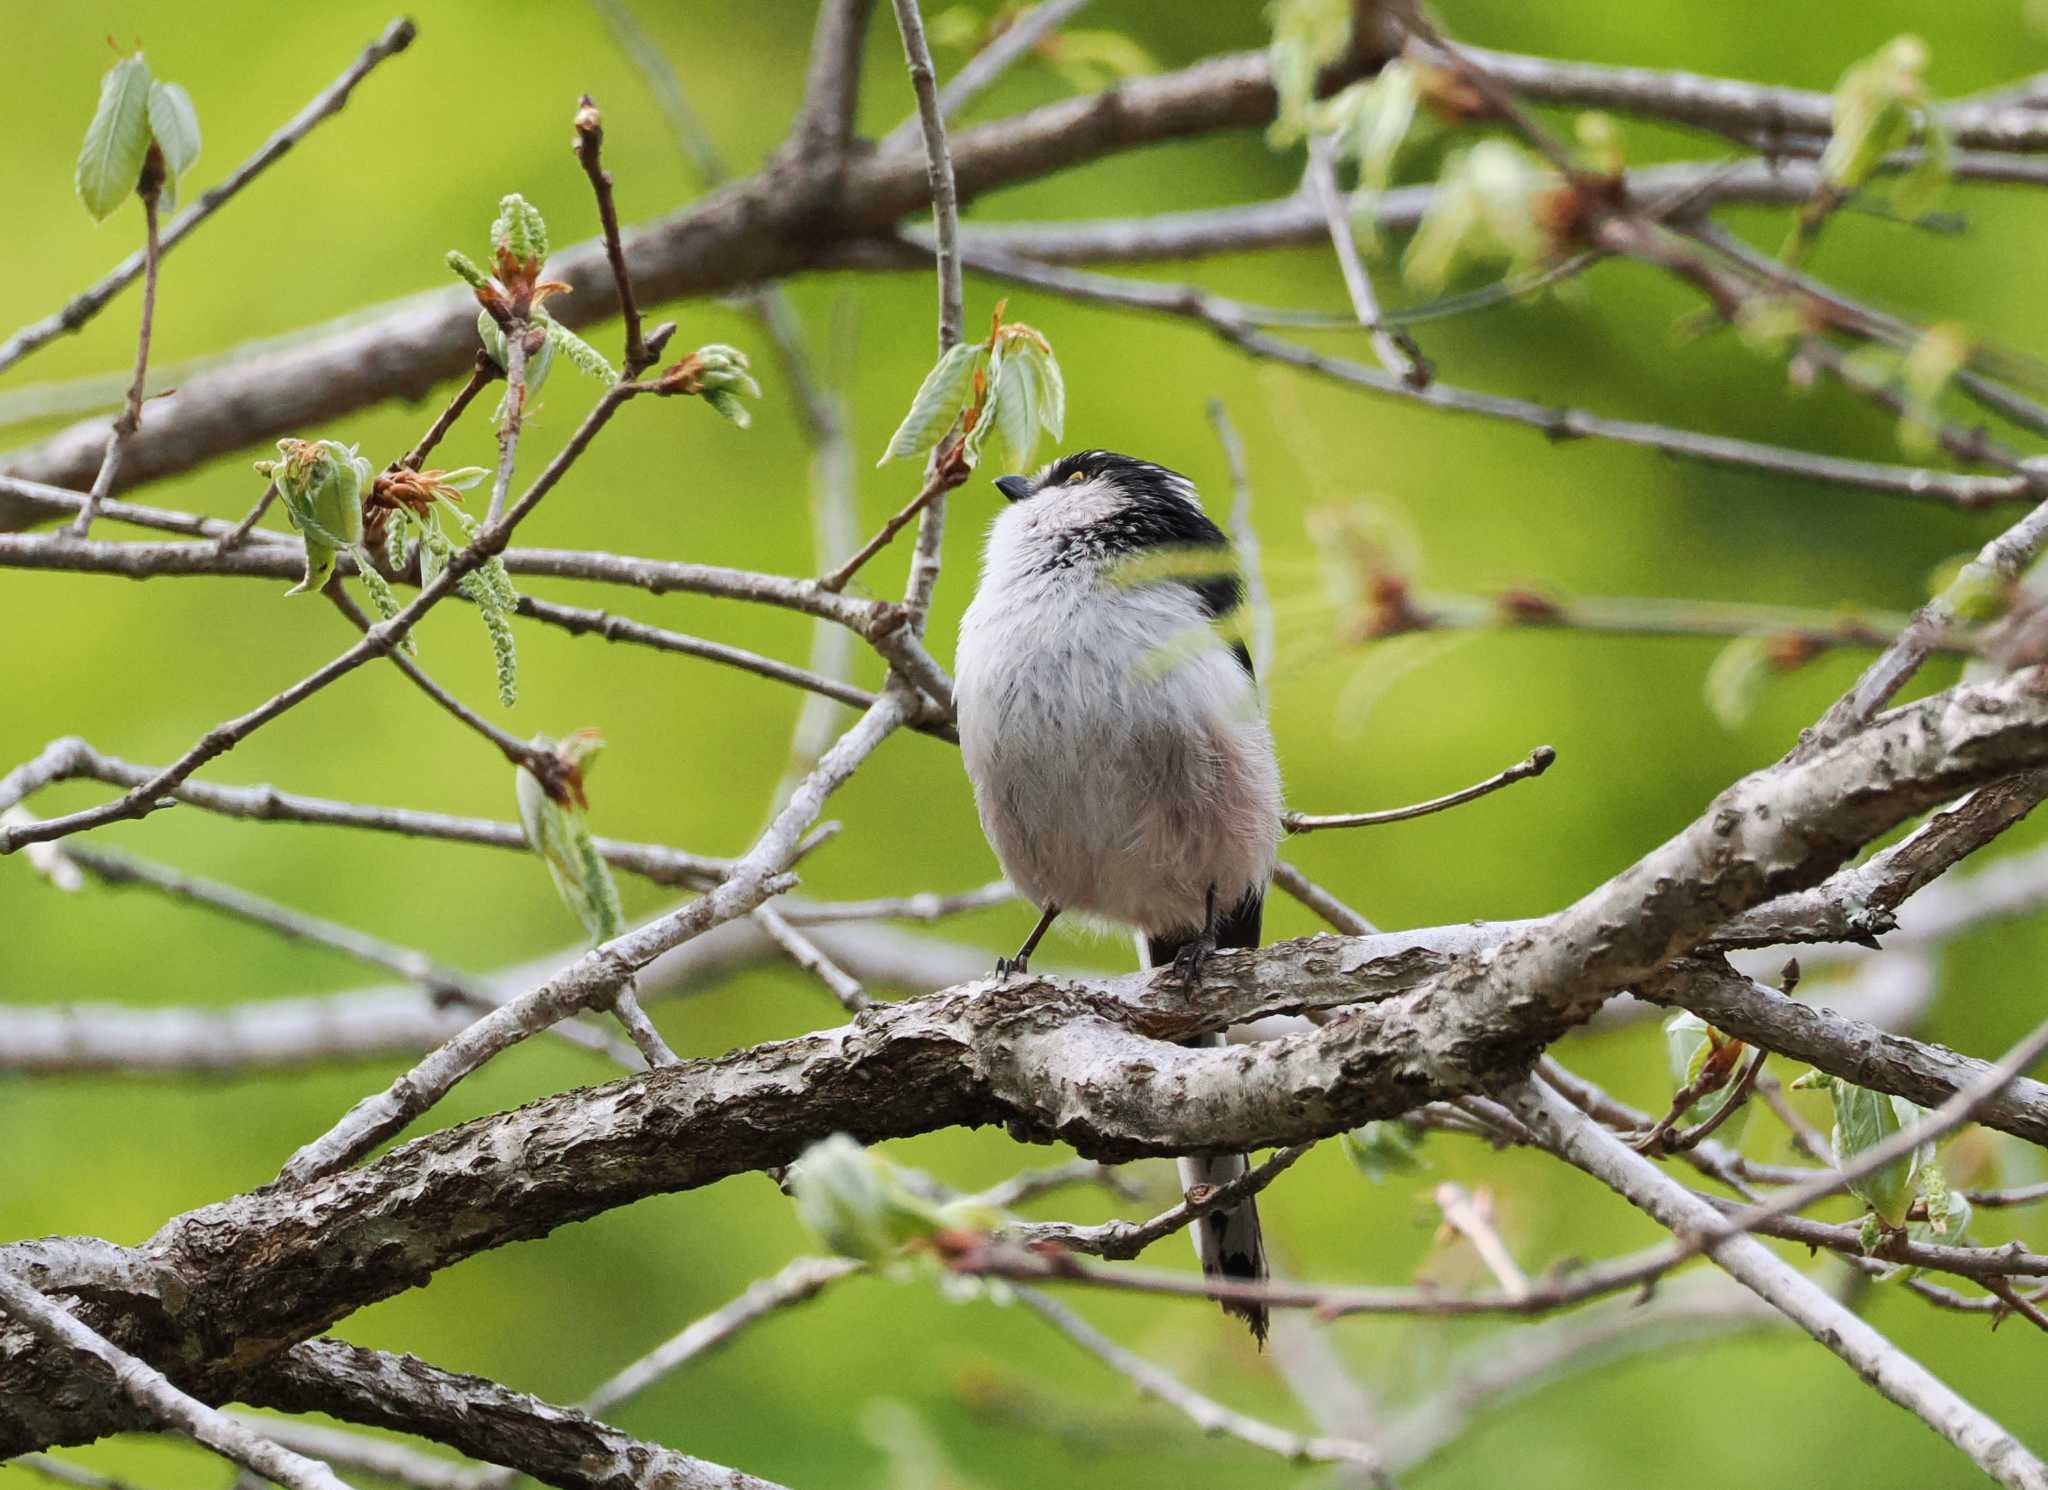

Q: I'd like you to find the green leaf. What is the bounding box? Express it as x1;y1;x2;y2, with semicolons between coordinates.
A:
538;311;619;385
1342;1120;1427;1182
255;439;368;595
1821;36;1930;195
447;250;490;289
491;192;548;262
1704;633;1773;730
146;81;200;178
1660;1011;1752;1139
514;735;624;942
988;343;1041;469
1829;1081;1926;1227
877;342;983;466
1265;0;1350;147
788;1133;947;1264
478;311;555;405
76;55;153;220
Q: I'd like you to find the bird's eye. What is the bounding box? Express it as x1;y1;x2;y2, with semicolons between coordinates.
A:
1065;469;1088;485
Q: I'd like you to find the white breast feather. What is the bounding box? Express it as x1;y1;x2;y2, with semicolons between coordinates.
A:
953;487;1282;937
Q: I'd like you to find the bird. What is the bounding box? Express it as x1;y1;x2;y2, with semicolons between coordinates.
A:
952;448;1283;1341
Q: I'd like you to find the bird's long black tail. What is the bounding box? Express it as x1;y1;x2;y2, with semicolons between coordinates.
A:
1147;890;1269;1345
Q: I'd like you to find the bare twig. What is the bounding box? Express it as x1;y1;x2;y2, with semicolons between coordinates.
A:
1498;1076;2048;1490
752;903;872;1011
0;386;637;856
0;736;728;887
1687;1010;2048;1257
1015;1289;1395;1486
0;18;417;377
1285;746;1555;832
398;357;495;471
213;482;277;554
1432;1183;1529;1300
817;454;964;595
1306;132;1426;386
69;185;161;539
880;0;1095;151
275;689;911;1183
572;96;650;377
1017;1144;1312;1258
1271;860;1379;934
577;1256;863;1419
0;1270;356;1490
1207;398;1275;681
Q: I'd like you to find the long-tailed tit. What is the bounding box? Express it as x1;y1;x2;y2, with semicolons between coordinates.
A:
953;449;1282;1340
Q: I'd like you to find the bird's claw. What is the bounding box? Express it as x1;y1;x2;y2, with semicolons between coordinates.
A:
1171;936;1215;987
994;953;1029;983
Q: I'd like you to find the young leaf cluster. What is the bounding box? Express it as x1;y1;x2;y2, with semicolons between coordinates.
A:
514;729;624;943
1663;1012;1754;1144
788;1133;1005;1273
390;471;520;706
252;439;372;597
75;50;201;220
1795;1069;1974;1274
878;302;1064;472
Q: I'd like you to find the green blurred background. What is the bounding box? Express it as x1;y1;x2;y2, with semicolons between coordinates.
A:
6;2;2048;1486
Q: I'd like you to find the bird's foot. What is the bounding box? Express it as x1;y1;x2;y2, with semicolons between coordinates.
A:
1171;935;1216;987
994;953;1030;983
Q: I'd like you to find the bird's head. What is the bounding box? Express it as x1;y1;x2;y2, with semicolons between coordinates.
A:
989;450;1216;555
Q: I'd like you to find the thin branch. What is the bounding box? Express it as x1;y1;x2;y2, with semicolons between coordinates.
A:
0;386;636;857
1285;746;1555;832
48;838;616;1050
1688;1010;2048;1257
751;903;872;1011
1014;1289;1395;1486
944;1235;1682;1319
893;0;964;356
1017;1144;1312;1258
1271;859;1379;934
325;584;550;773
1499;1077;2048;1490
974;1158;1143;1209
891;0;965;638
0;736;729;887
1207;397;1275;681
275;689;911;1183
0;1270;355;1490
70;186;161;539
880;0;1094;151
576;1256;863;1420
817;452;964;595
1306;131;1426;386
1380;1281;1783;1476
1432;1183;1529;1300
1664;1046;1767;1154
213;482;277;554
398;357;495;471
571;96;650;377
0;18;416;377
1805;500;2048;751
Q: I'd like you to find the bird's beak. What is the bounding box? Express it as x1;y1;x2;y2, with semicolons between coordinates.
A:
994;475;1033;503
